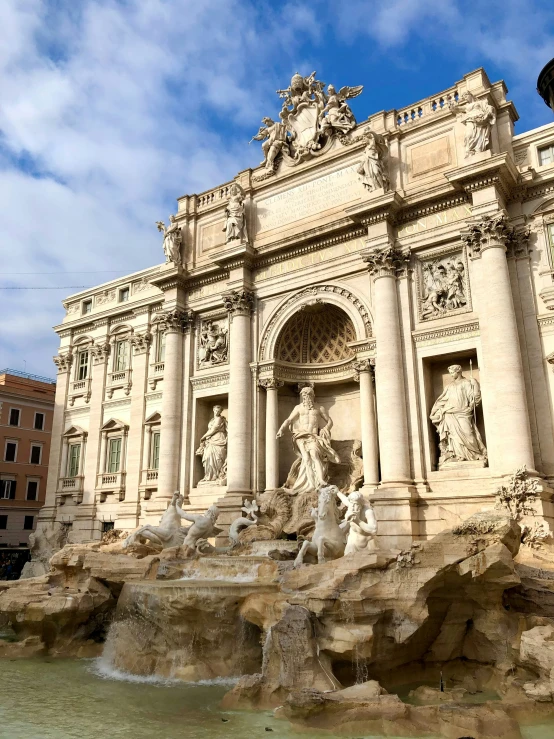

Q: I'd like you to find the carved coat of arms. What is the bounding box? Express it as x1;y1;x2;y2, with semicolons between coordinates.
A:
251;72;363;177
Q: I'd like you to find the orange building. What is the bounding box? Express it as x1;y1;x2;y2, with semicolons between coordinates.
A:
0;369;55;549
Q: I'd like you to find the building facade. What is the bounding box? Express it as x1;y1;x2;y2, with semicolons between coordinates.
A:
0;370;55;548
41;68;554;548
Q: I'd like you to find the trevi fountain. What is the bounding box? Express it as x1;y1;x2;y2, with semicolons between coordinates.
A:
3;69;554;739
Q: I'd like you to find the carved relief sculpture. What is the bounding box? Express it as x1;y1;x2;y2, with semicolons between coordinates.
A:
430;364;487;467
252;71;363;174
277;386;340;494
223;182;248;243
198;320;228;367
196;405;228;486
357;131;389;192
419;252;468;319
156;215;182;266
449;92;496;157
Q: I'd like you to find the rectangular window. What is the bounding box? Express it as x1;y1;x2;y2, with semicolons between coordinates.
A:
26;480;38;501
67;444;81;478
9;408;20;427
77;350;89;380
102;521;114;534
30;445;42;465
151;432;160;469
108;437;122;473
119;287;129;303
157;333;166;363
23;516;34;531
539;144;554;166
114;341;127;371
82;300;92;315
5;442;17;463
0;516;7;530
34;413;45;430
0;480;16;499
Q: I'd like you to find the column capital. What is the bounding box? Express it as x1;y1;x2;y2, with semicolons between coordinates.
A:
130;331;153;355
53;352;73;373
461;212;513;258
258;377;284;390
506;226;531;259
353;358;375;382
91;342;110;365
361;245;410;278
154;308;194;335
223;289;255;317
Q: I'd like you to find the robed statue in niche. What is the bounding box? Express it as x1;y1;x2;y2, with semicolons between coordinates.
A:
430;364;487;467
196;405;228;485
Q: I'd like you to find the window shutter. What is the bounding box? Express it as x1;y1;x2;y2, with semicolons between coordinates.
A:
10;480;17;499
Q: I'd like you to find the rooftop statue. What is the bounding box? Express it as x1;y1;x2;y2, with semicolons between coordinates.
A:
277;385;340;495
449;91;496;157
252;71;363;174
156;215;182;266
223;182;248;243
357;130;390;193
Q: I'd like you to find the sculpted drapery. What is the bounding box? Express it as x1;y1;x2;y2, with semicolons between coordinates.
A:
430;364;487;466
196;406;228;485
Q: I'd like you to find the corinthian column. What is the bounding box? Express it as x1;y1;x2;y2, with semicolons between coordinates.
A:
259;378;284;491
353;359;379;490
223;289;254;494
362;246;411;486
154;309;192;502
462;214;535;474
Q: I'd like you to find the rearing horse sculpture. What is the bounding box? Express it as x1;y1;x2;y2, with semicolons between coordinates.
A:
294;485;346;567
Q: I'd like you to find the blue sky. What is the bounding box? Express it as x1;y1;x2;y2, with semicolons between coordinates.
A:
1;0;554;377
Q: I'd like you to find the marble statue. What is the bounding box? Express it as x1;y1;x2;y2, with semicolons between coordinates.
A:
450;92;496;157
196;405;227;485
175;499;221;550
251;117;289;171
123;491;185;550
277;386;340;495
338;490;377;555
223;183;248;243
229;499;259;545
319;83;363;136
430;364;487;467
254;72;363;171
357;131;390;192
420;257;467;319
156;215;182;265
20;522;70;579
294;485;347;567
198;321;228;366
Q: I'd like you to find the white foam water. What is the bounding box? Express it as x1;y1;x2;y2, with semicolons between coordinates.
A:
90;657;240;687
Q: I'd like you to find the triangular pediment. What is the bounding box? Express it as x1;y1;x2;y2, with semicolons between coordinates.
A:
101;418;128;432
63;425;87;438
145;411;161;424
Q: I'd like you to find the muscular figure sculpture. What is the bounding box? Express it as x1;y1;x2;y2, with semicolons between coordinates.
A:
277;386;340;494
175;499;220;549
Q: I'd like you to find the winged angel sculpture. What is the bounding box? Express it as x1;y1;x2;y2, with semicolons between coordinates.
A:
251;72;363;174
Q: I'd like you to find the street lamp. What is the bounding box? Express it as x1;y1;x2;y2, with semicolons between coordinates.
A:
538;58;554;114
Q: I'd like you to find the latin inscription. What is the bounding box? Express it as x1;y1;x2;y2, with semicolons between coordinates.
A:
397;204;472;238
410;136;452;177
189;281;227;302
256;237;365;282
256;165;363;232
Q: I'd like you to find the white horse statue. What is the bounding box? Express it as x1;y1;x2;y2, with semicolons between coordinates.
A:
123;491;185;550
294;485;347;567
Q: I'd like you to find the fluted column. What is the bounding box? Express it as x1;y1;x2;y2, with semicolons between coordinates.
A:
223;289;254;494
462;214;535;474
353;359;379;489
362;246;412;486
259;378;283;491
155;309;191;502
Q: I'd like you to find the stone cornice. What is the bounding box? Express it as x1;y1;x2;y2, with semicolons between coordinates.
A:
149;265;189;293
213;242;256;271
345;190;405;226
443;152;519;201
412;320;480;344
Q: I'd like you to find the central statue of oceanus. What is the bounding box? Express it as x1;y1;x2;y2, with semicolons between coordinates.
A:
277;385;340;494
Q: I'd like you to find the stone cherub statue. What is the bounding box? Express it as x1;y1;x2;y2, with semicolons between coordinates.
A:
156;215;182;265
449;91;496;157
357;131;390;192
196;405;227;486
277;386;340;495
338;490;377;554
223;183;248;243
430;364;487;467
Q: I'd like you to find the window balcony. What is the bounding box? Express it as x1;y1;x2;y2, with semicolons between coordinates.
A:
96;471;126;502
148;362;164;390
106;369;132;398
56;476;84;505
140;469;159;486
68;377;92;406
